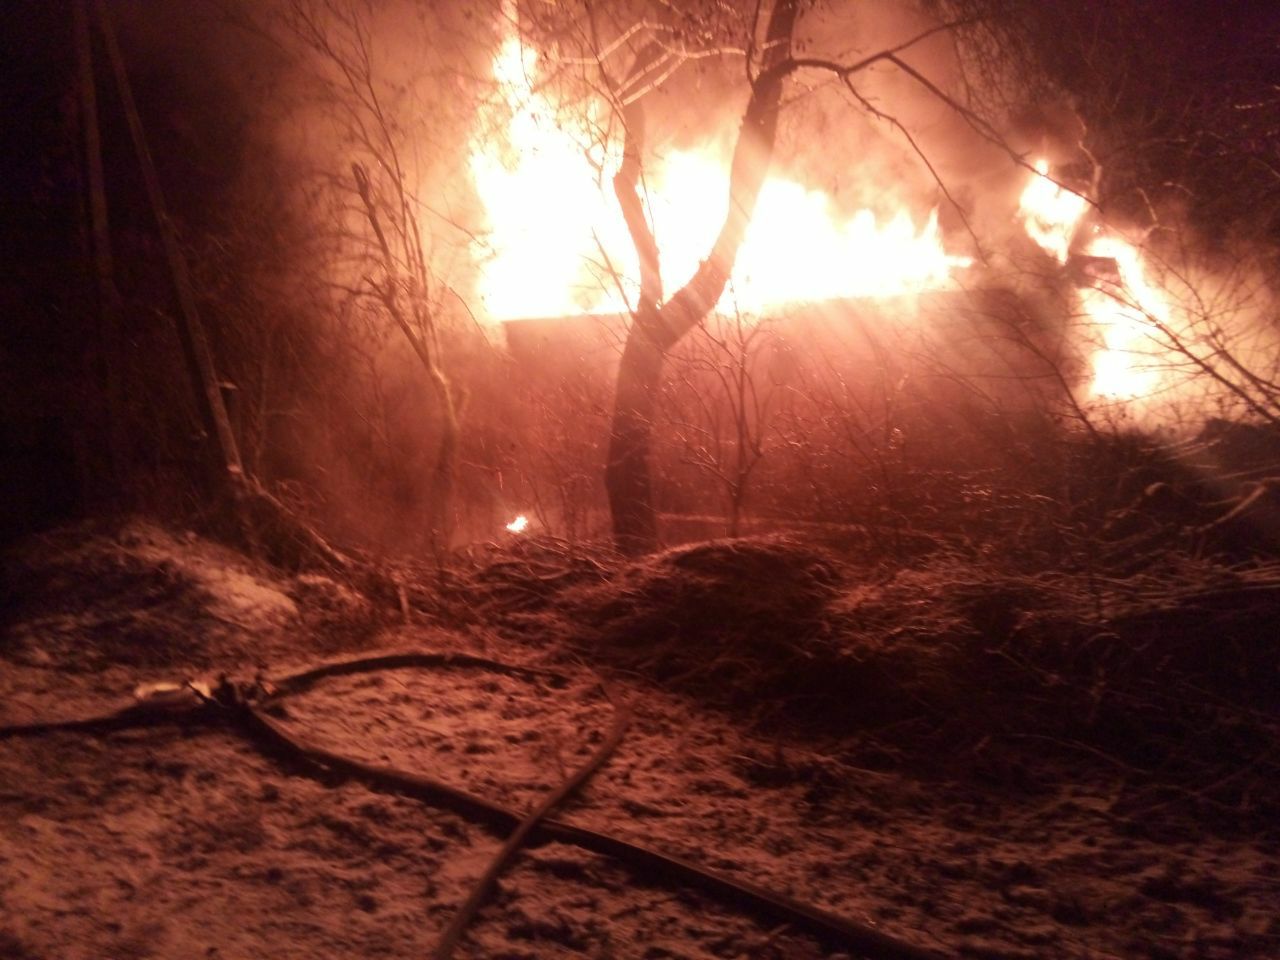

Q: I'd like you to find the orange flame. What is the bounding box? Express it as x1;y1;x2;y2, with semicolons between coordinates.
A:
1018;160;1175;404
1079;236;1170;400
470;31;969;322
1018;159;1089;263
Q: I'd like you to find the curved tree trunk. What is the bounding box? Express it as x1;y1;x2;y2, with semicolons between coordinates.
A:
605;0;799;554
605;314;665;552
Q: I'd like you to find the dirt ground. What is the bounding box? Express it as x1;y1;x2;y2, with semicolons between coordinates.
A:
1;519;1277;959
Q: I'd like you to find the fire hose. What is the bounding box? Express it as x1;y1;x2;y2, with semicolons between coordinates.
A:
0;650;949;960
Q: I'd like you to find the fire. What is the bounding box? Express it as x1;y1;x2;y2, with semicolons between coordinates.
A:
469;35;629;320
470;30;969;322
646;151;968;310
1018;159;1089;263
505;514;529;533
1078;236;1170;400
1018;160;1174;403
471;24;1182;413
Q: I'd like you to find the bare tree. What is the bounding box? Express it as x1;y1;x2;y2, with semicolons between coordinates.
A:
663;308;778;536
597;0;799;553
280;0;471;548
511;0;1006;553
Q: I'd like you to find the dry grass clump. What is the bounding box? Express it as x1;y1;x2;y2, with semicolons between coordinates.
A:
572;535;841;638
287;572;378;651
1005;559;1280;749
533;533;1278;804
550;538;1078;733
397;535;617;629
557;536;849;707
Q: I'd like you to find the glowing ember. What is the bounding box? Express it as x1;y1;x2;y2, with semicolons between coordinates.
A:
470;28;969;322
505;514;529;533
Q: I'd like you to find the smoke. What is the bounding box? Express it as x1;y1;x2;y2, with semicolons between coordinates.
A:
772;1;1011;245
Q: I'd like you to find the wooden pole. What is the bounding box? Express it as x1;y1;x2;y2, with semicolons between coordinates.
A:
82;1;357;570
73;0;128;487
91;0;243;485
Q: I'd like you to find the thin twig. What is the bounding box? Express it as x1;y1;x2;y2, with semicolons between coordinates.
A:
431;688;632;959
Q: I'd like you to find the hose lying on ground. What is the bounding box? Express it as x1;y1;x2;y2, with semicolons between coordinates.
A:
0;649;950;960
429;685;631;960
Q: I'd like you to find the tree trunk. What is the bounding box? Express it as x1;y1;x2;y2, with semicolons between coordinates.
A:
95;0;245;514
425;366;460;550
605;324;664;553
604;0;798;554
74;0;128;493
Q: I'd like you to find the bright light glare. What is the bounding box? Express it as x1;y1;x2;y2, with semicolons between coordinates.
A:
469;29;969;322
1018;159;1175;403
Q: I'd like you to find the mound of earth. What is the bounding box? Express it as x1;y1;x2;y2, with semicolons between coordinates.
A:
550;537;1279;791
2;519;300;670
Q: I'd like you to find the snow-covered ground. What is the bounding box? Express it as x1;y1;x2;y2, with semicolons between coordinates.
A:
2;520;1276;959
